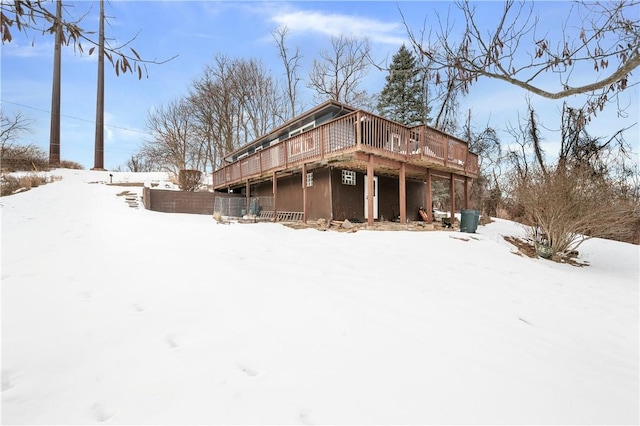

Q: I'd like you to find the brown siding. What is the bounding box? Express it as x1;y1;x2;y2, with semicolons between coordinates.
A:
377;175;399;221
253;174;303;212
251;169;331;220
305;167;332;221
220;165;428;222
330;168;427;222
143;187;215;215
331;168;365;221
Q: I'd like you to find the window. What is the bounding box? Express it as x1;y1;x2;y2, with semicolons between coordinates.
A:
342;170;356;185
289;121;315;137
306;172;313;187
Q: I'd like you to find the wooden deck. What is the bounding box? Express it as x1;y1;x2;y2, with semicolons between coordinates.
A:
212;110;479;190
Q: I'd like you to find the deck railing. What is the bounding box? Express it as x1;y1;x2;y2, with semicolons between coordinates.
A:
212;111;478;187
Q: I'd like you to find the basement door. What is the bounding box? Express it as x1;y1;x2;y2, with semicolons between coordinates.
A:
364;175;379;220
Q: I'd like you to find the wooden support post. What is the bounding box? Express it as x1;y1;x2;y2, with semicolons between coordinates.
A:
245;180;250;217
367;155;374;226
464;176;470;210
399;162;406;224
449;174;455;225
272;172;278;222
302;163;307;224
426;169;433;223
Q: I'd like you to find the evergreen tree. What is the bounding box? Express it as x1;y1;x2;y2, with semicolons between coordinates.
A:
377;45;427;126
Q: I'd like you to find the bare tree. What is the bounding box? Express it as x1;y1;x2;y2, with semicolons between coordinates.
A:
232;58;287;142
0;110;31;150
187;54;287;171
272;25;303;119
1;0;176;78
504;102;547;181
142;99;203;176
0;110;48;171
557;102;633;177
461;111;503;216
308;35;372;107
392;14;467;134
125;152;154;173
404;0;640;117
189;69;225;173
194;55;242;168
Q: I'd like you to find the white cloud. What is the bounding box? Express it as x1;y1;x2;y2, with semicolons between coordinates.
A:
2;40;53;58
270;9;406;45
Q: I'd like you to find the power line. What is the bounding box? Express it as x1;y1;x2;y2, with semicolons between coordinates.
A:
1;99;149;136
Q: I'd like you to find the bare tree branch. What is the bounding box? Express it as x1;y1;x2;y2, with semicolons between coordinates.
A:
0;109;31;149
1;0;177;79
272;25;303;119
403;0;640;117
308;35;372;107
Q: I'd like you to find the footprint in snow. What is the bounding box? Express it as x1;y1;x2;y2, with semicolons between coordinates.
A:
238;364;259;377
91;403;115;422
298;408;314;425
132;303;146;312
165;334;178;349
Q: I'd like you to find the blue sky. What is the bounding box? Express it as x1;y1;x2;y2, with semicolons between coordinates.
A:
1;1;638;169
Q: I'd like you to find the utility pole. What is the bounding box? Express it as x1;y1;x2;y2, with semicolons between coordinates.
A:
92;0;106;170
48;0;62;167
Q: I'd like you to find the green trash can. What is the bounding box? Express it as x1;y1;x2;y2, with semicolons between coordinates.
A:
460;209;480;233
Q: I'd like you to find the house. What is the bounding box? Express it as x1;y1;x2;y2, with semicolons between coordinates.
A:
211;100;479;225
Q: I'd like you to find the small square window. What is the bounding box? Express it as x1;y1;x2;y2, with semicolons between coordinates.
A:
306;172;313;187
342;170;356;186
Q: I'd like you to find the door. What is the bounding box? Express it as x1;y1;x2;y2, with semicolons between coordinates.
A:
364;175;378;220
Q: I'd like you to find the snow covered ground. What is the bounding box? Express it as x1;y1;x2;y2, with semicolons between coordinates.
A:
2;169;638;425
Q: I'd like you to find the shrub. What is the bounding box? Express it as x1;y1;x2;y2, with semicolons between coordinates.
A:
514;165;639;258
59;160;84;170
178;169;202;191
1;143;48;172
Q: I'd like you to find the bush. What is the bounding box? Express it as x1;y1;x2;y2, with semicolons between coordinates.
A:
514;165;639;258
59;160;84;170
1;143;48;172
178;169;202;191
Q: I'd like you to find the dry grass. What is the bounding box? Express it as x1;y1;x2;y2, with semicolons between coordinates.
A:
0;173;56;196
58;160;84;170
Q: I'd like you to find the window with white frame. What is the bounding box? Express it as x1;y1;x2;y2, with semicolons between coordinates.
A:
306;172;313;187
342;170;356;185
289;121;315;137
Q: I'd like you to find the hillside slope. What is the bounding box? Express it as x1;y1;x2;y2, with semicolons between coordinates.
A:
2;169;638;424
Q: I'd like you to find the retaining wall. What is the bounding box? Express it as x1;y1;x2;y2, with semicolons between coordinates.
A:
142;187;216;215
